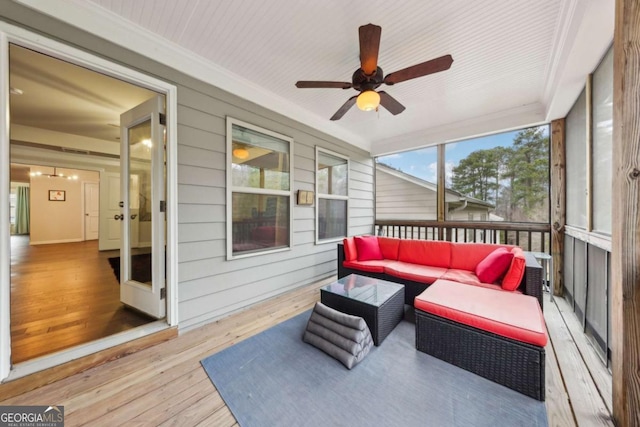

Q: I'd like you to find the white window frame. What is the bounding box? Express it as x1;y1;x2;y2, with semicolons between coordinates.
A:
315;147;349;244
0;22;179;382
226;117;294;260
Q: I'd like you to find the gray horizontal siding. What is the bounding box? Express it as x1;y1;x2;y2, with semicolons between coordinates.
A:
2;4;374;331
376;171;437;220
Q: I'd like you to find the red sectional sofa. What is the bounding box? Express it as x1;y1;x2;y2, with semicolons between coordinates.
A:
337;236;543;308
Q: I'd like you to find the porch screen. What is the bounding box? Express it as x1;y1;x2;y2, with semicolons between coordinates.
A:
228;120;292;257
592;46;613;235
565;89;587;229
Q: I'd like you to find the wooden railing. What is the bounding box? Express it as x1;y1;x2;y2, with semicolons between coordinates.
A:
375;220;551;253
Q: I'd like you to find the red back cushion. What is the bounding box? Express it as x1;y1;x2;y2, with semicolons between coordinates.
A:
377;237;400;260
343;237;357;262
449;242;511;271
501;247;527;291
397;239;451;268
475;248;514;284
354;236;383;261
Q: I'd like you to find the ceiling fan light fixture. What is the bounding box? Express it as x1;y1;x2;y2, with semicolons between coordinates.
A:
356;90;380;111
232;147;249;160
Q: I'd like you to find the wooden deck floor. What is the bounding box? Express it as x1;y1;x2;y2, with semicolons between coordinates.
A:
0;277;614;426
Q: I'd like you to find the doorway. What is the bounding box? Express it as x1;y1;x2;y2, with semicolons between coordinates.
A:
2;34;177;376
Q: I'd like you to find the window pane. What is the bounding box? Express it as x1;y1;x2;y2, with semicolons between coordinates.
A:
318;198;347;240
232;193;289;254
318;151;348;196
231;124;290;191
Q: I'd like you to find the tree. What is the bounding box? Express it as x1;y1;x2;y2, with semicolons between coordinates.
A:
451;146;512;206
449;126;549;222
507;127;549;220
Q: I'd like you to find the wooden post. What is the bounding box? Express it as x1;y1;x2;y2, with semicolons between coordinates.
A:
612;0;640;425
550;118;566;297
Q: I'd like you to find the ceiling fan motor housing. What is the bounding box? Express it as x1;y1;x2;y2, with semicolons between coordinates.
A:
352;66;384;92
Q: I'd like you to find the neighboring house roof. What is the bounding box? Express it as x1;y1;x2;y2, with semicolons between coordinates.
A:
376;162;494;209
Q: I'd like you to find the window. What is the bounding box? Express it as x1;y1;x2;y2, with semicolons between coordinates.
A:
316;148;349;242
227;118;292;258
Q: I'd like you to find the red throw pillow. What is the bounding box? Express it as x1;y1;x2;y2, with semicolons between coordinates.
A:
343;237;357;262
501;248;527;291
475;247;514;284
354;236;383;261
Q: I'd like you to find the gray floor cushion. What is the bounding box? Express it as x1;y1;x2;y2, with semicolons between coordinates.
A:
303;302;373;369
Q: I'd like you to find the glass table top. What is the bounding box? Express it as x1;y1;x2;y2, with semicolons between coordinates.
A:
322;274;404;307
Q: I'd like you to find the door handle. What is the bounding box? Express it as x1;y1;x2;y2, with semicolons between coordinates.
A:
130;214;137;220
114;214;124;220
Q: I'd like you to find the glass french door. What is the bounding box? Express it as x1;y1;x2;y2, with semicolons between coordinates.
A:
119;96;166;318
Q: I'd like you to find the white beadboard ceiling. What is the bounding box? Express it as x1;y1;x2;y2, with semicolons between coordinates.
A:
14;0;614;154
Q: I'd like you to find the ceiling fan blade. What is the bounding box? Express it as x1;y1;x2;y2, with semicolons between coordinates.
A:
296;81;352;89
384;54;453;85
359;24;382;76
330;96;358;121
378;91;406;115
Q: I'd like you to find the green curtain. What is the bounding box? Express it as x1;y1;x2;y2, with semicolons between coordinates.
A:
15;186;30;235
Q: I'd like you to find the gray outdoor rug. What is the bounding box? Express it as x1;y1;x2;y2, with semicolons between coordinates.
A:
201;311;548;427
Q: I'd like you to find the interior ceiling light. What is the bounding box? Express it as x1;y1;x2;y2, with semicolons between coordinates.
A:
356;90;380;112
233;147;249;160
30;167;78;180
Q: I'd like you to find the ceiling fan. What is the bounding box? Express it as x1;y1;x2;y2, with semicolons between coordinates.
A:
295;24;453;121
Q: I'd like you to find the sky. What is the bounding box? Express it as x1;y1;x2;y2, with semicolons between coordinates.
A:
376;126;548;183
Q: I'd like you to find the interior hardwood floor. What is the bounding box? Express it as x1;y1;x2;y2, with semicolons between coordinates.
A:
10;235;153;363
1;275;613;426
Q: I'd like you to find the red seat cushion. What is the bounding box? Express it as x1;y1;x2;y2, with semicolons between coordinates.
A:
397;239;451;268
354;235;383;261
343;259;396;273
441;268;482;287
377;237;400;260
475;248;514;284
385;261;447;284
501;248;527;291
415;280;547;347
343;237;357;262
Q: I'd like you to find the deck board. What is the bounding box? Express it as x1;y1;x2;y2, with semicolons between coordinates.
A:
545;298;613;426
544;300;577;426
553;297;613;413
1;277;612;426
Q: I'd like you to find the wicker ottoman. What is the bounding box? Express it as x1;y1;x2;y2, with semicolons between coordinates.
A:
414;280;547;401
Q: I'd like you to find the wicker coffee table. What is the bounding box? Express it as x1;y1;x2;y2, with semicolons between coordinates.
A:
320;274;405;346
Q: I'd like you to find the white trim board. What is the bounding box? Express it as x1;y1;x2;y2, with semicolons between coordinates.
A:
565;225;611;252
6;321;168;381
0;21;179;381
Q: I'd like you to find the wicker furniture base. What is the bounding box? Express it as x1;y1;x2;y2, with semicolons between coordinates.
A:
415;309;545;401
321;275;405;346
